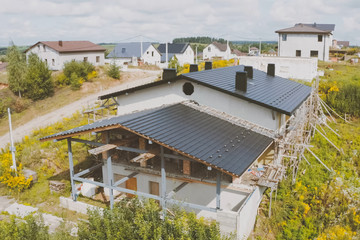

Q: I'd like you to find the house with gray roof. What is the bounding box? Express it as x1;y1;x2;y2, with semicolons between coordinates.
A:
40;63;313;238
157;43;194;66
203;41;232;60
107;42;161;66
276;23;335;61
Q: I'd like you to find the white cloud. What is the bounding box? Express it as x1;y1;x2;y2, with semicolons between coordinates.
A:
0;0;358;46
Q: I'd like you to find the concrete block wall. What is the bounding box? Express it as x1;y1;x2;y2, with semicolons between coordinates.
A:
238;56;317;82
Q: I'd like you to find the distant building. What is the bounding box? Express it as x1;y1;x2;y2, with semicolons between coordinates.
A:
248;47;259;56
203;42;232;60
157;43;194;66
107;42;161;66
275;23;335;61
25;41;106;70
332;40;350;49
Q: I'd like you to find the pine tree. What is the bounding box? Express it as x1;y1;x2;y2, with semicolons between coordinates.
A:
23;53;54;100
107;61;120;79
6;44;26;97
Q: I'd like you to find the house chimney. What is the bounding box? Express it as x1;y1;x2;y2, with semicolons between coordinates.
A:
267;63;275;76
244;66;253;79
205;61;212;70
162;68;177;81
189;64;198;72
235;71;247;92
59;40;63;47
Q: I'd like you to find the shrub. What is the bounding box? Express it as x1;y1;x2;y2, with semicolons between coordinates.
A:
70;72;83;91
78;198;231;240
0;215;49;240
107;62;120;79
0;151;32;192
62;60;95;90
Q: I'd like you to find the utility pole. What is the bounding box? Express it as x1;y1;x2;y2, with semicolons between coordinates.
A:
140;35;143;63
165;42;168;65
195;45;198;64
8;108;17;173
259;39;262;56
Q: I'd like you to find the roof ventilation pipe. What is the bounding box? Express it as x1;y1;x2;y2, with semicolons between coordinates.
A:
244;66;253;79
163;68;177;81
205;61;212;70
267;63;275;76
235;71;247;92
189;64;198;72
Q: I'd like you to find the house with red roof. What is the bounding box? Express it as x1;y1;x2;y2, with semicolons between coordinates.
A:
25;41;106;70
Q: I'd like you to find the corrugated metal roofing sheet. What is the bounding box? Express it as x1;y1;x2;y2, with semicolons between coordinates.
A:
99;65;312;115
41;103;273;176
182;65;311;115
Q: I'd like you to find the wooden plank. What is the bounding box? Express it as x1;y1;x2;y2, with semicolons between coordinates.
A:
88;144;117;155
183;160;191;175
139;138;147;167
130;153;156;163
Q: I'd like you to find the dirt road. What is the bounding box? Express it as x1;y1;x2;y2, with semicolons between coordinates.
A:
0;70;161;149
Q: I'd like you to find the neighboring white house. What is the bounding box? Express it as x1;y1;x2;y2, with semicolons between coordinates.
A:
25;41;106;70
157;43;194;66
107;42;161;66
203;42;232;60
275;23;335;61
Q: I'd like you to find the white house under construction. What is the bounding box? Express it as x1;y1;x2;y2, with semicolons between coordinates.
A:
41;63;313;239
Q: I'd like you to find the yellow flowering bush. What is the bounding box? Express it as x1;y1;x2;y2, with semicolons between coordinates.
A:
87;70;98;80
0;152;32;192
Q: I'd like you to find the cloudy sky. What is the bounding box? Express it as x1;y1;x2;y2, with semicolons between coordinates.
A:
0;0;359;47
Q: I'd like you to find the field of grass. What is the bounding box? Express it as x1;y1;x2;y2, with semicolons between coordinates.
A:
251;62;360;239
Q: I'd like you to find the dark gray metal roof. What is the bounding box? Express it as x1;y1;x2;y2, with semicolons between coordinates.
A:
158;43;190;54
107;42;154;58
181;65;312;115
41;103;273;177
99;65;312;115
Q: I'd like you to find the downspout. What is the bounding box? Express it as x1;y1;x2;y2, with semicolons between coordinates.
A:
278;34;280;56
323;34;326;61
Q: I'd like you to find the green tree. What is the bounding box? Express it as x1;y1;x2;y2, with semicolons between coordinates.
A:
168;55;182;72
6;44;26;97
23;53;54;100
107;61;120;79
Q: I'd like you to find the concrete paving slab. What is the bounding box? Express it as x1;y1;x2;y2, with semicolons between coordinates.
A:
0;196;15;212
5;202;38;218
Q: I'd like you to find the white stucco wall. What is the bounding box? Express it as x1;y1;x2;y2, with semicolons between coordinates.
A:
142;45;161;66
116;80;282;131
26;43;105;70
278;33;332;61
175;45;195;65
238;56;318;82
203;43;232;60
